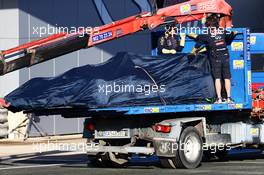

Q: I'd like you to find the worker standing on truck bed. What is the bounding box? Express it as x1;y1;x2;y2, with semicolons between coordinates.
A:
157;25;185;55
188;14;237;104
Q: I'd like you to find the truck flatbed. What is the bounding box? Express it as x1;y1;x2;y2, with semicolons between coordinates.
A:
21;28;251;118
91;102;251;115
80;28;252;116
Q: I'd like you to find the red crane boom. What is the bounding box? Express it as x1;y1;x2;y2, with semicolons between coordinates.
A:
0;0;232;76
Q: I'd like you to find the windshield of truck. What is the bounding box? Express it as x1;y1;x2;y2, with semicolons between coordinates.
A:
252;54;264;72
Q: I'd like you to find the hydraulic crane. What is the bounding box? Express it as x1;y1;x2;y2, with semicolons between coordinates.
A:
0;0;232;76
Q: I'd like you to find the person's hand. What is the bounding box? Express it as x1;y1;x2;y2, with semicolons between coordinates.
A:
0;99;10;108
180;33;186;39
162;49;177;54
233;31;238;35
188;49;196;60
179;33;186;48
187;33;197;39
162;49;171;54
170;49;177;54
190;48;197;56
198;47;207;53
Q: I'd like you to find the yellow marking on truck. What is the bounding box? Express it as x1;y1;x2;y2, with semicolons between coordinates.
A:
233;60;244;69
235;104;243;109
153;107;160;113
248;71;252;95
204;105;212;110
180;4;191;14
250;36;256;45
250;128;259;135
144;107;160;113
197;105;212;110
231;42;243;51
248;71;252;81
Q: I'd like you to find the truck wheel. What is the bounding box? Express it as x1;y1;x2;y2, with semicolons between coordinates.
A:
215;149;229;161
87;155;104;168
203;149;229;162
0;114;8;123
0;122;8;129
160;158;177;168
100;152;128;168
160;127;203;169
0;128;8;138
202;150;216;162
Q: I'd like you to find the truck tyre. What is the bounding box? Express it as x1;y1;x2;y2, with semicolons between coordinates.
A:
202;150;215;161
160;127;203;169
0;114;8;123
0;128;8;138
0;122;8;129
160;158;177;168
203;148;229;162
215;149;229;161
87;155;104;168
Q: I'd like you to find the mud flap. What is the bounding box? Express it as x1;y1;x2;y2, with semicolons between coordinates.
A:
153;139;177;157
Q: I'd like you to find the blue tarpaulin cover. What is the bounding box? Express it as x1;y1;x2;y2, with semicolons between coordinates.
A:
5;52;215;112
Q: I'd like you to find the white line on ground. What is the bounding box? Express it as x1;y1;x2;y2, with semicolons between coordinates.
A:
211;161;264;164
0;151;86;161
0;164;63;170
26;158;86;162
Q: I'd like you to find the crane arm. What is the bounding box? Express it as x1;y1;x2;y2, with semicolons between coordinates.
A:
0;0;232;76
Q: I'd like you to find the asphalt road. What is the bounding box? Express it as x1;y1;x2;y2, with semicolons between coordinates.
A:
1;151;264;175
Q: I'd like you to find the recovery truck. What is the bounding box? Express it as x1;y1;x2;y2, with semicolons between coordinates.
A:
251;33;264;118
0;0;263;169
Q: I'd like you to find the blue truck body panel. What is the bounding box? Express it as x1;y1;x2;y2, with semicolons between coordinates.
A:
90;28;252;115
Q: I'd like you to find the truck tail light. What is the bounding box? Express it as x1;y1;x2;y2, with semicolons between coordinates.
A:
154;124;171;133
86;123;95;132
